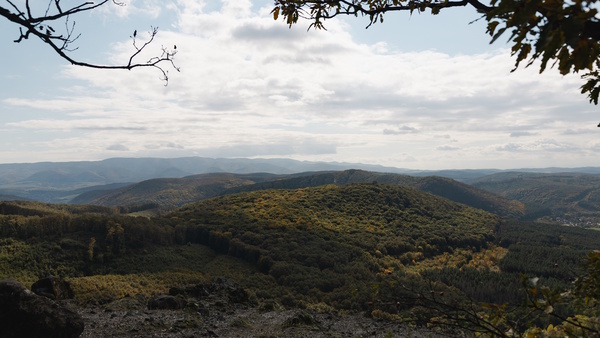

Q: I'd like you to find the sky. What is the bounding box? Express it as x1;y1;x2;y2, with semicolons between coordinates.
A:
0;0;599;170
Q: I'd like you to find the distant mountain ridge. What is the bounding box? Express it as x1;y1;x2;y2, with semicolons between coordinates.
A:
70;168;600;226
4;157;600;191
72;169;525;220
0;157;408;189
71;173;280;207
0;157;410;203
1;157;600;217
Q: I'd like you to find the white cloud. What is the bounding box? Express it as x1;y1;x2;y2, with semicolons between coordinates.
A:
510;131;538;137
107;144;129;151
383;125;420;135
1;0;598;169
496;139;579;153
97;0;165;18
436;145;460;151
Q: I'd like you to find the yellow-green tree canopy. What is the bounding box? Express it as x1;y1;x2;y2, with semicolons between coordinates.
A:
272;0;600;104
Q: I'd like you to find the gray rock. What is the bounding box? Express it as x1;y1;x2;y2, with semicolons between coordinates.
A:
0;278;84;338
169;277;249;304
31;276;75;300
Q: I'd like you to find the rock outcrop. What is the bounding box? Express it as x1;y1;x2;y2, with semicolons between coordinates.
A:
0;278;84;338
31;275;75;300
168;277;250;304
147;277;251;315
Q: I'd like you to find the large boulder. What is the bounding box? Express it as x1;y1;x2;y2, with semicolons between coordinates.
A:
0;279;84;338
31;276;74;300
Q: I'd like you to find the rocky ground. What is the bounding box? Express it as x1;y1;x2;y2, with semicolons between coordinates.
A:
74;277;449;338
2;277;453;338
77;300;442;338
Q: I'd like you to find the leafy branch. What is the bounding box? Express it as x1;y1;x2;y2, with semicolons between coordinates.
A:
272;0;600;105
372;274;521;337
379;252;600;337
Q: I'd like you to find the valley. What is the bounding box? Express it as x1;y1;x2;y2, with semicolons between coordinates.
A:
1;158;600;336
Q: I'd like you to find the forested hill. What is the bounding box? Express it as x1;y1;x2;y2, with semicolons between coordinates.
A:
3;183;600;334
224;170;525;219
472;172;600;225
71;170;523;219
172;183;498;306
70;173;280;207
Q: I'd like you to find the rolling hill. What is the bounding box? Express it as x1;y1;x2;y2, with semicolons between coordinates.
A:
75;169;525;219
169;183;500;307
70;172;280;207
0;157;409;190
472;172;600;225
0;157;411;203
1;181;600;335
226;170;525;219
0;183;499;307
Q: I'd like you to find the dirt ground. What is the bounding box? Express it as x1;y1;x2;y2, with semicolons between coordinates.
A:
76;299;450;338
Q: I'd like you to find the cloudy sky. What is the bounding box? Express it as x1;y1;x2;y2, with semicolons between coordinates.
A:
0;0;598;170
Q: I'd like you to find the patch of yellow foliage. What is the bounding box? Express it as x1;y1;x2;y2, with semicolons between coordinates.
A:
405;245;508;273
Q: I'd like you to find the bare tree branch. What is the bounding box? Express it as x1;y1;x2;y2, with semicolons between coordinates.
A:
1;0;179;84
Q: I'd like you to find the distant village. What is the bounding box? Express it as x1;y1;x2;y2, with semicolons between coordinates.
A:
552;216;600;229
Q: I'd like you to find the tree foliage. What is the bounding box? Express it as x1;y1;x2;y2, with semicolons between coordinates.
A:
272;0;600;105
1;0;179;83
3;191;600;335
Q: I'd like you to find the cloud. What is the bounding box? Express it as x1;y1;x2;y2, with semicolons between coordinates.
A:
198;139;337;158
383;125;420;135
232;22;306;42
496;139;578;153
97;0;165;18
107;144;129;151
1;0;598;169
562;128;598;135
510;131;538;137
144;142;185;150
436;145;460;151
7;119;148;131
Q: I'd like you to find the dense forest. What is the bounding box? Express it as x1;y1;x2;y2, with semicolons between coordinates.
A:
472;172;600;226
0;178;599;336
70;170;525;221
